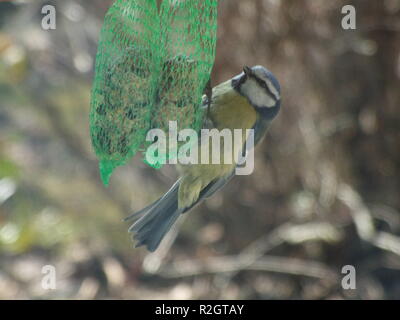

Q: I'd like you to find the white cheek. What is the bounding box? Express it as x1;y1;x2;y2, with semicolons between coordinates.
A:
242;80;276;107
254;70;280;101
253;90;276;108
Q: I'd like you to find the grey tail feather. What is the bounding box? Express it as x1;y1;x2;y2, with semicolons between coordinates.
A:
127;179;182;252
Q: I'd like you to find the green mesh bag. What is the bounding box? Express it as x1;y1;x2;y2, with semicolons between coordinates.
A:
90;0;218;185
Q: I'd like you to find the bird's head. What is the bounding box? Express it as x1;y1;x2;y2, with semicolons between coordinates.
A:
232;65;281;119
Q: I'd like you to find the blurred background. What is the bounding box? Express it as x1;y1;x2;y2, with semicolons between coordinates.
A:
1;0;400;299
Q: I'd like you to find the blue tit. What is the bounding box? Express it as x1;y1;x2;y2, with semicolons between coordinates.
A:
126;65;281;251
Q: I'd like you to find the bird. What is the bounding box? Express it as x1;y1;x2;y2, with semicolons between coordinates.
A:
126;65;281;251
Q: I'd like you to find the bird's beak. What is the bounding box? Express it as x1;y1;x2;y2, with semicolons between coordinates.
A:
243;66;252;77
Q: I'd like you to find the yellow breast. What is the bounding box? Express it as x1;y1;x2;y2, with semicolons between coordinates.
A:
209;83;257;131
177;83;258;209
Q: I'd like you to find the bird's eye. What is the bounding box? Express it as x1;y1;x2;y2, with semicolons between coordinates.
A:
258;79;270;91
257;78;278;102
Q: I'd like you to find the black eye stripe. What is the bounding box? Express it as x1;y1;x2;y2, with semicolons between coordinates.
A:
250;75;277;100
